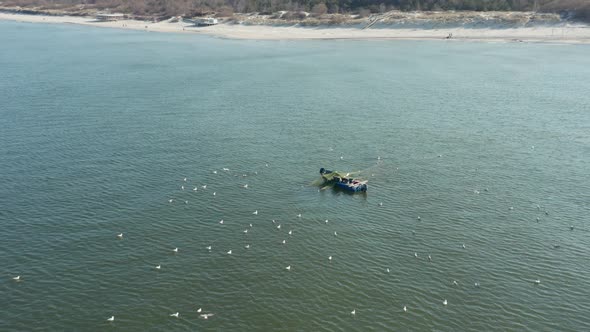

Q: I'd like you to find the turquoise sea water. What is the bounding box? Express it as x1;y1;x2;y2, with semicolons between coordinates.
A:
1;20;590;331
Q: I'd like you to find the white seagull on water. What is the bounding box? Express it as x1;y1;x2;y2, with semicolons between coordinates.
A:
351;309;356;315
443;299;448;306
117;233;123;239
107;316;115;322
253;210;258;215
285;265;291;271
173;248;179;253
197;308;202;313
227;250;232;255
13;275;21;281
170;312;179;318
206;246;212;251
155;264;161;269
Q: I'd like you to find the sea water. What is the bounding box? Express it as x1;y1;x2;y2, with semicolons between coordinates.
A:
1;20;589;331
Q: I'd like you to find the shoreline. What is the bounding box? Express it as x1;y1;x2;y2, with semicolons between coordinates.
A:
2;12;590;43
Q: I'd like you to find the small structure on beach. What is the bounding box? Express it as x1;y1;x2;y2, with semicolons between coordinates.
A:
195;17;218;26
96;13;125;22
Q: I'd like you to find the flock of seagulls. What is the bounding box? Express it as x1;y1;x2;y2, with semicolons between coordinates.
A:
8;155;571;326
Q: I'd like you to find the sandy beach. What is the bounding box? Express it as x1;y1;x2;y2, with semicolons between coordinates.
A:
1;11;590;43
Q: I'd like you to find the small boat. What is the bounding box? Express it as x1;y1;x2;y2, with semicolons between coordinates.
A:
320;168;367;193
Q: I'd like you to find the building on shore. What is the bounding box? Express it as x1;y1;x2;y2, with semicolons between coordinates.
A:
96;13;125;22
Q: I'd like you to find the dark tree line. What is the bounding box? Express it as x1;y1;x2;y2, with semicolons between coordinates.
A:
3;0;589;20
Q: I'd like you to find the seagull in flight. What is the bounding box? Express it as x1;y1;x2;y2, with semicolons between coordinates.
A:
199;313;214;319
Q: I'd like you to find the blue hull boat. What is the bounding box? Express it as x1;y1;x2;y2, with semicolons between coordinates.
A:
320;168;368;193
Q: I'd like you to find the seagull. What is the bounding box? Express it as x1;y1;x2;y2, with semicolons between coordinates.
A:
277;225;281;229
213;170;217;174
509;206;514;210
334;231;338;236
199;313;214;319
453;280;458;286
328;256;332;261
243;229;248;234
475;282;480;287
378;202;383;206
428;255;432;261
377;156;381;160
243;184;248;188
183;177;187;182
201;185;207;189
223;168;230;171
253;210;258;215
13;276;21;281
570;225;574;230
350;309;356;315
170;312;179;318
184;200;188;204
117;233;123;239
536;217;540;222
417;216;421;220
219;220;224;224
193;187;198;191
443;299;448;306
297;214;302;218
181;185;184;190
386;268;390;273
414;252;418;258
288;230;292;235
173;248;178;253
206;246;212;250
340;156;344;160
155;265;161;269
534;279;541;285
282;240;286;244
169;199;173;203
107;316;115;322
197;308;202;313
462;244;466;249
325;219;329;224
265;163;269;167
213;192;216;196
285;265;291;271
249;223;253;228
272;220;276;224
403;306;407;313
227;250;232;255
245;244;250;249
